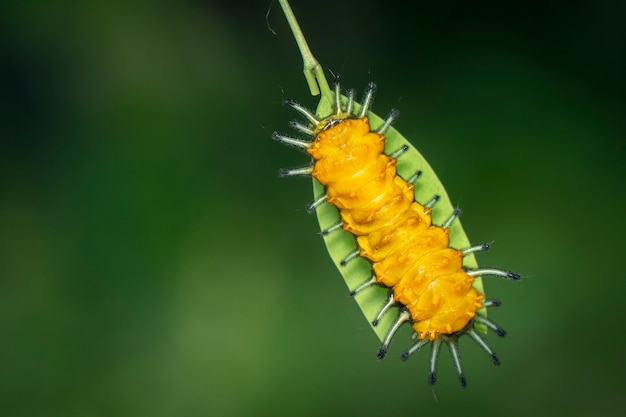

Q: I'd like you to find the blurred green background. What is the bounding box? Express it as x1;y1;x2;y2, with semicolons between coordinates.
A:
1;0;625;416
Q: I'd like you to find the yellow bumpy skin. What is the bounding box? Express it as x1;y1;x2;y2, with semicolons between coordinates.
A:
274;80;519;387
309;117;483;340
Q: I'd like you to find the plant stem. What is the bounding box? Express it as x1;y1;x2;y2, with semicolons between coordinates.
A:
277;0;332;103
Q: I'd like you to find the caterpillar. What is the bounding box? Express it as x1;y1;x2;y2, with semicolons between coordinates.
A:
272;0;519;387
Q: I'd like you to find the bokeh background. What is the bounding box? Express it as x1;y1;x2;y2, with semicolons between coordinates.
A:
1;0;625;416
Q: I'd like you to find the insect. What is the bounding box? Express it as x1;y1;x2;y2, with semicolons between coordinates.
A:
272;0;519;387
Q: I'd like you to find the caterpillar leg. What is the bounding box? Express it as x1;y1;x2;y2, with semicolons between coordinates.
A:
332;76;355;115
400;337;429;361
467;327;502;365
424;194;440;208
348;273;378;297
306;193;327;213
372;289;397;327
378;109;401;135
321;220;343;236
359;82;376;118
443;208;462;228
289;119;314;135
482;299;501;307
271;131;311;150
428;338;443;385
377;308;410;359
462;242;491;255
467;268;521;281
446;338;466;387
474;314;506;337
407;170;422;184
279;164;313;178
340;247;360;267
282;98;320;125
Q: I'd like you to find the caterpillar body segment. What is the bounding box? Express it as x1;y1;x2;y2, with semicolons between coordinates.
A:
275;79;513;386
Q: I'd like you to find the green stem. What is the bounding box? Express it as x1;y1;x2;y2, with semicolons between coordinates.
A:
277;0;332;104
